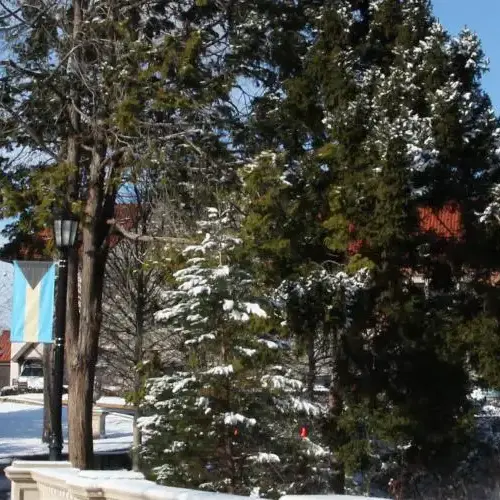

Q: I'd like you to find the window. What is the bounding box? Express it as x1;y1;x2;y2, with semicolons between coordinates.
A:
21;363;43;377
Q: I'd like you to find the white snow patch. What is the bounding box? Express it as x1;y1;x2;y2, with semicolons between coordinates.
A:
261;375;303;391
172;376;196;393
185;333;215;346
289;397;323;416
302;438;330;457
213;266;230;277
0;402;133;458
203;365;234;376
248;452;280;463
257;339;279;349
228;310;250;322
244;302;267;318
223;299;234;311
223;412;256;426
96;396;129;407
237;347;257;357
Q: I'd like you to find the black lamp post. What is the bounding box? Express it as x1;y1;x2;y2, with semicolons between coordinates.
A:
49;213;78;461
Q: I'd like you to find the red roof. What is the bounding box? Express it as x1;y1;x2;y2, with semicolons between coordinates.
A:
418;204;462;239
348;203;463;254
0;330;10;363
6;203;141;261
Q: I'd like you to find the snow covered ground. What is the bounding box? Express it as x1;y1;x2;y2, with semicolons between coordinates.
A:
0;393;67;405
0;401;133;459
0;393;129;408
96;396;129;407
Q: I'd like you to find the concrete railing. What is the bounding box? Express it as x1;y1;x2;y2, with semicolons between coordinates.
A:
5;460;386;500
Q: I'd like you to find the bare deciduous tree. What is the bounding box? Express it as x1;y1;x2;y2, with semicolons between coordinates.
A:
99;185;190;470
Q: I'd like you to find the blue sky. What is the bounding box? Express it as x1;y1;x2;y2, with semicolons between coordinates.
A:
432;0;500;110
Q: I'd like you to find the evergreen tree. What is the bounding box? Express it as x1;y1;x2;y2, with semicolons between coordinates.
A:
139;206;332;497
238;0;500;495
310;0;499;494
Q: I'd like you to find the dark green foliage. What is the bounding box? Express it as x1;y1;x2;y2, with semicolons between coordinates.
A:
236;0;500;494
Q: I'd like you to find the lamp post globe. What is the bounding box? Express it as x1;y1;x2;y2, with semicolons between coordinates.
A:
49;213;78;461
53;217;79;249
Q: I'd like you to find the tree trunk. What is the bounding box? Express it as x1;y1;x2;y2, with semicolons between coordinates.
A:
68;361;95;467
67;246;107;468
68;140;115;469
132;264;144;472
306;333;316;400
64;0;86;467
329;331;345;494
42;344;53;443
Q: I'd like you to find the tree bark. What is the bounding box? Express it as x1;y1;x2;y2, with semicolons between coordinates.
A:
67;232;108;467
65;0;87;457
132;262;144;472
68;139;116;468
306;333;316;400
67;357;96;467
329;331;345;494
42;344;53;443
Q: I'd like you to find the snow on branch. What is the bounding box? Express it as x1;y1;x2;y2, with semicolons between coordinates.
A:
202;365;234;376
248;452;280;463
223;412;256;427
261;374;304;392
478;184;500;224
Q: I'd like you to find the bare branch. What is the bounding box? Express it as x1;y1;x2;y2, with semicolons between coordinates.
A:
107;219;193;244
0;105;58;161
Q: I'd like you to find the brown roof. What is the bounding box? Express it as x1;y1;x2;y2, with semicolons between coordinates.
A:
113;203;140;230
0;330;11;363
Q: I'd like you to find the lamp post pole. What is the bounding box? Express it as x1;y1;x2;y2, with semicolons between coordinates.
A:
49;213;78;461
49;246;69;461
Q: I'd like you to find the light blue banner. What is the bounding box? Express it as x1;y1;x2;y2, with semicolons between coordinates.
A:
11;261;56;344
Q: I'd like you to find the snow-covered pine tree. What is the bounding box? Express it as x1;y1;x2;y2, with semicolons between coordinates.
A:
139;206;333;497
239;147;380;493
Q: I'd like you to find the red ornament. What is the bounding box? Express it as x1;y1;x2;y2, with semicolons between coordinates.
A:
300;426;308;438
233;428;239;436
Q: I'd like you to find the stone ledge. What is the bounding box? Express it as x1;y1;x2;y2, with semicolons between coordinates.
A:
6;461;387;500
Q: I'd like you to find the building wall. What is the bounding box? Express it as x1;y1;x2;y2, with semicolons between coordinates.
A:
9;362;18;385
10;343;22;384
0;364;9;388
